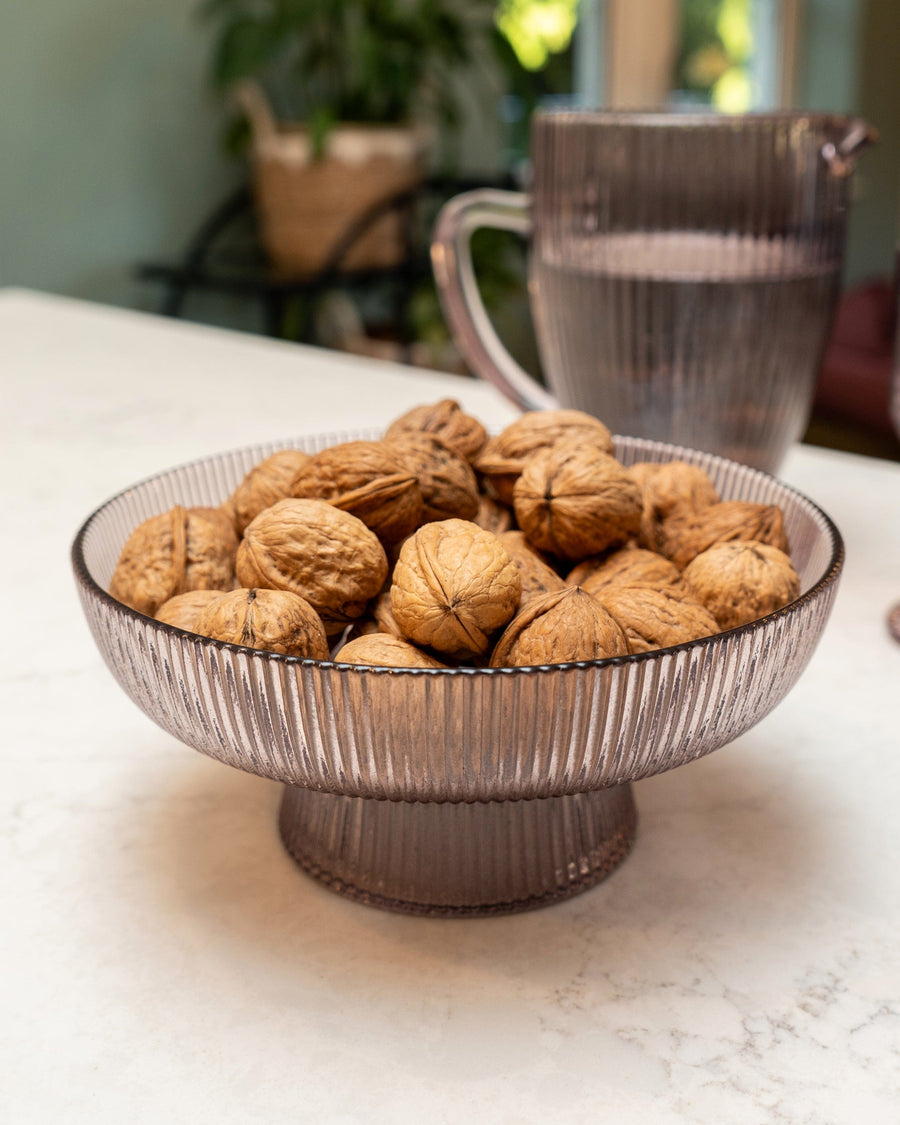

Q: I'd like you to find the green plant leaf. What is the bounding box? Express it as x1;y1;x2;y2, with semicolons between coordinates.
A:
308;106;336;159
220;112;253;156
212;16;283;88
201;0;533;152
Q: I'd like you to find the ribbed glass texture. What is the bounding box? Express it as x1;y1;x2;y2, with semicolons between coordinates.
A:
529;113;853;473
279;785;638;916
72;433;843;806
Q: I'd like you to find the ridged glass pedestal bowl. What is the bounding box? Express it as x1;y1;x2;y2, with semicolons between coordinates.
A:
72;435;843;916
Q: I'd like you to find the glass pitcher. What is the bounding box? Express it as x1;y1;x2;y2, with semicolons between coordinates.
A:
432;110;876;473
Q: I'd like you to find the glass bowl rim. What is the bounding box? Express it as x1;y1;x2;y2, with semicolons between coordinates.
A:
71;433;846;678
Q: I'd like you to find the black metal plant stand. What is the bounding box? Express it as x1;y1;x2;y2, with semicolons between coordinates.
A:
137;175;516;349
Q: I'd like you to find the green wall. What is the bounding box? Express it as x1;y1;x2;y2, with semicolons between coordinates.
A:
798;0;899;285
846;0;900;284
800;0;864;114
0;1;237;308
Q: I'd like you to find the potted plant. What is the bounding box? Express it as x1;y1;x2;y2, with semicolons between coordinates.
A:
200;0;502;274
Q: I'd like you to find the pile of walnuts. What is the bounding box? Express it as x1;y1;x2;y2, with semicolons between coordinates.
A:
109;400;800;668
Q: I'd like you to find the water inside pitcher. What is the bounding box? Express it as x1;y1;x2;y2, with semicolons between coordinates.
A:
433;111;876;472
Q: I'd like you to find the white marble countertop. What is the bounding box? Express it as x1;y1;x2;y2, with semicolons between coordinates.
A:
3;289;899;1123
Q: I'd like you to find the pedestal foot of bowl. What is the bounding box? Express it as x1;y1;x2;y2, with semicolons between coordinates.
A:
277;784;637;917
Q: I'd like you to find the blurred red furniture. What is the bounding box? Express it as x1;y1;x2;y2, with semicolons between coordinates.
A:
813;278;897;438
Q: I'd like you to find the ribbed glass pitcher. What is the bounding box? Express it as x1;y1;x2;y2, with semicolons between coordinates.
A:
432;111;875;473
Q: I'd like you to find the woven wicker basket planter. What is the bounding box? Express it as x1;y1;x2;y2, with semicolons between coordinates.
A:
237;84;425;275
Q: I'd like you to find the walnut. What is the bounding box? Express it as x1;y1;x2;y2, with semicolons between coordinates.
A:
472;494;515;537
638;461;718;513
383;534;413;576
659;500;790;569
191;504;237;531
385;432;480;523
289;440;422;547
498;528;556;565
390;520;521;657
565;553;613;587
194;588;329;659
581;547;683;596
630;461;719;551
682;540;801;629
513;444;642;560
236;498;388;632
627;462;659;492
371;589;404;636
345;589;404;641
593;584;720;654
384;398;487;462
230;449;311;535
497;530;566;606
474;409;615;503
109;505;237;617
155;589;228;632
218;496;240;537
490;587;629;667
334;634;447;668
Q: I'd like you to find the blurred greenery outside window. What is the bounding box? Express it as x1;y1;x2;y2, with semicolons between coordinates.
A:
672;0;772;112
493;0;581;166
495;0;784;150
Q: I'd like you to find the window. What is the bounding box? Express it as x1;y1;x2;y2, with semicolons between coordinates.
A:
495;0;802;112
602;0;802;109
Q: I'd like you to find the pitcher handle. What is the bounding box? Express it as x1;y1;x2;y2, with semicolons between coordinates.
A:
821;117;879;178
431;189;557;412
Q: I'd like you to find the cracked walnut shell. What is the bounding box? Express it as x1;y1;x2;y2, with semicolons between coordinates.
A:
513;444;642;560
289;440;422;547
384;398;487;462
490;586;629;667
109;504;237;617
593;583;720;654
237;498;388;632
682;540;800;629
194;587;329;659
474;409;615;504
390;519;521;657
